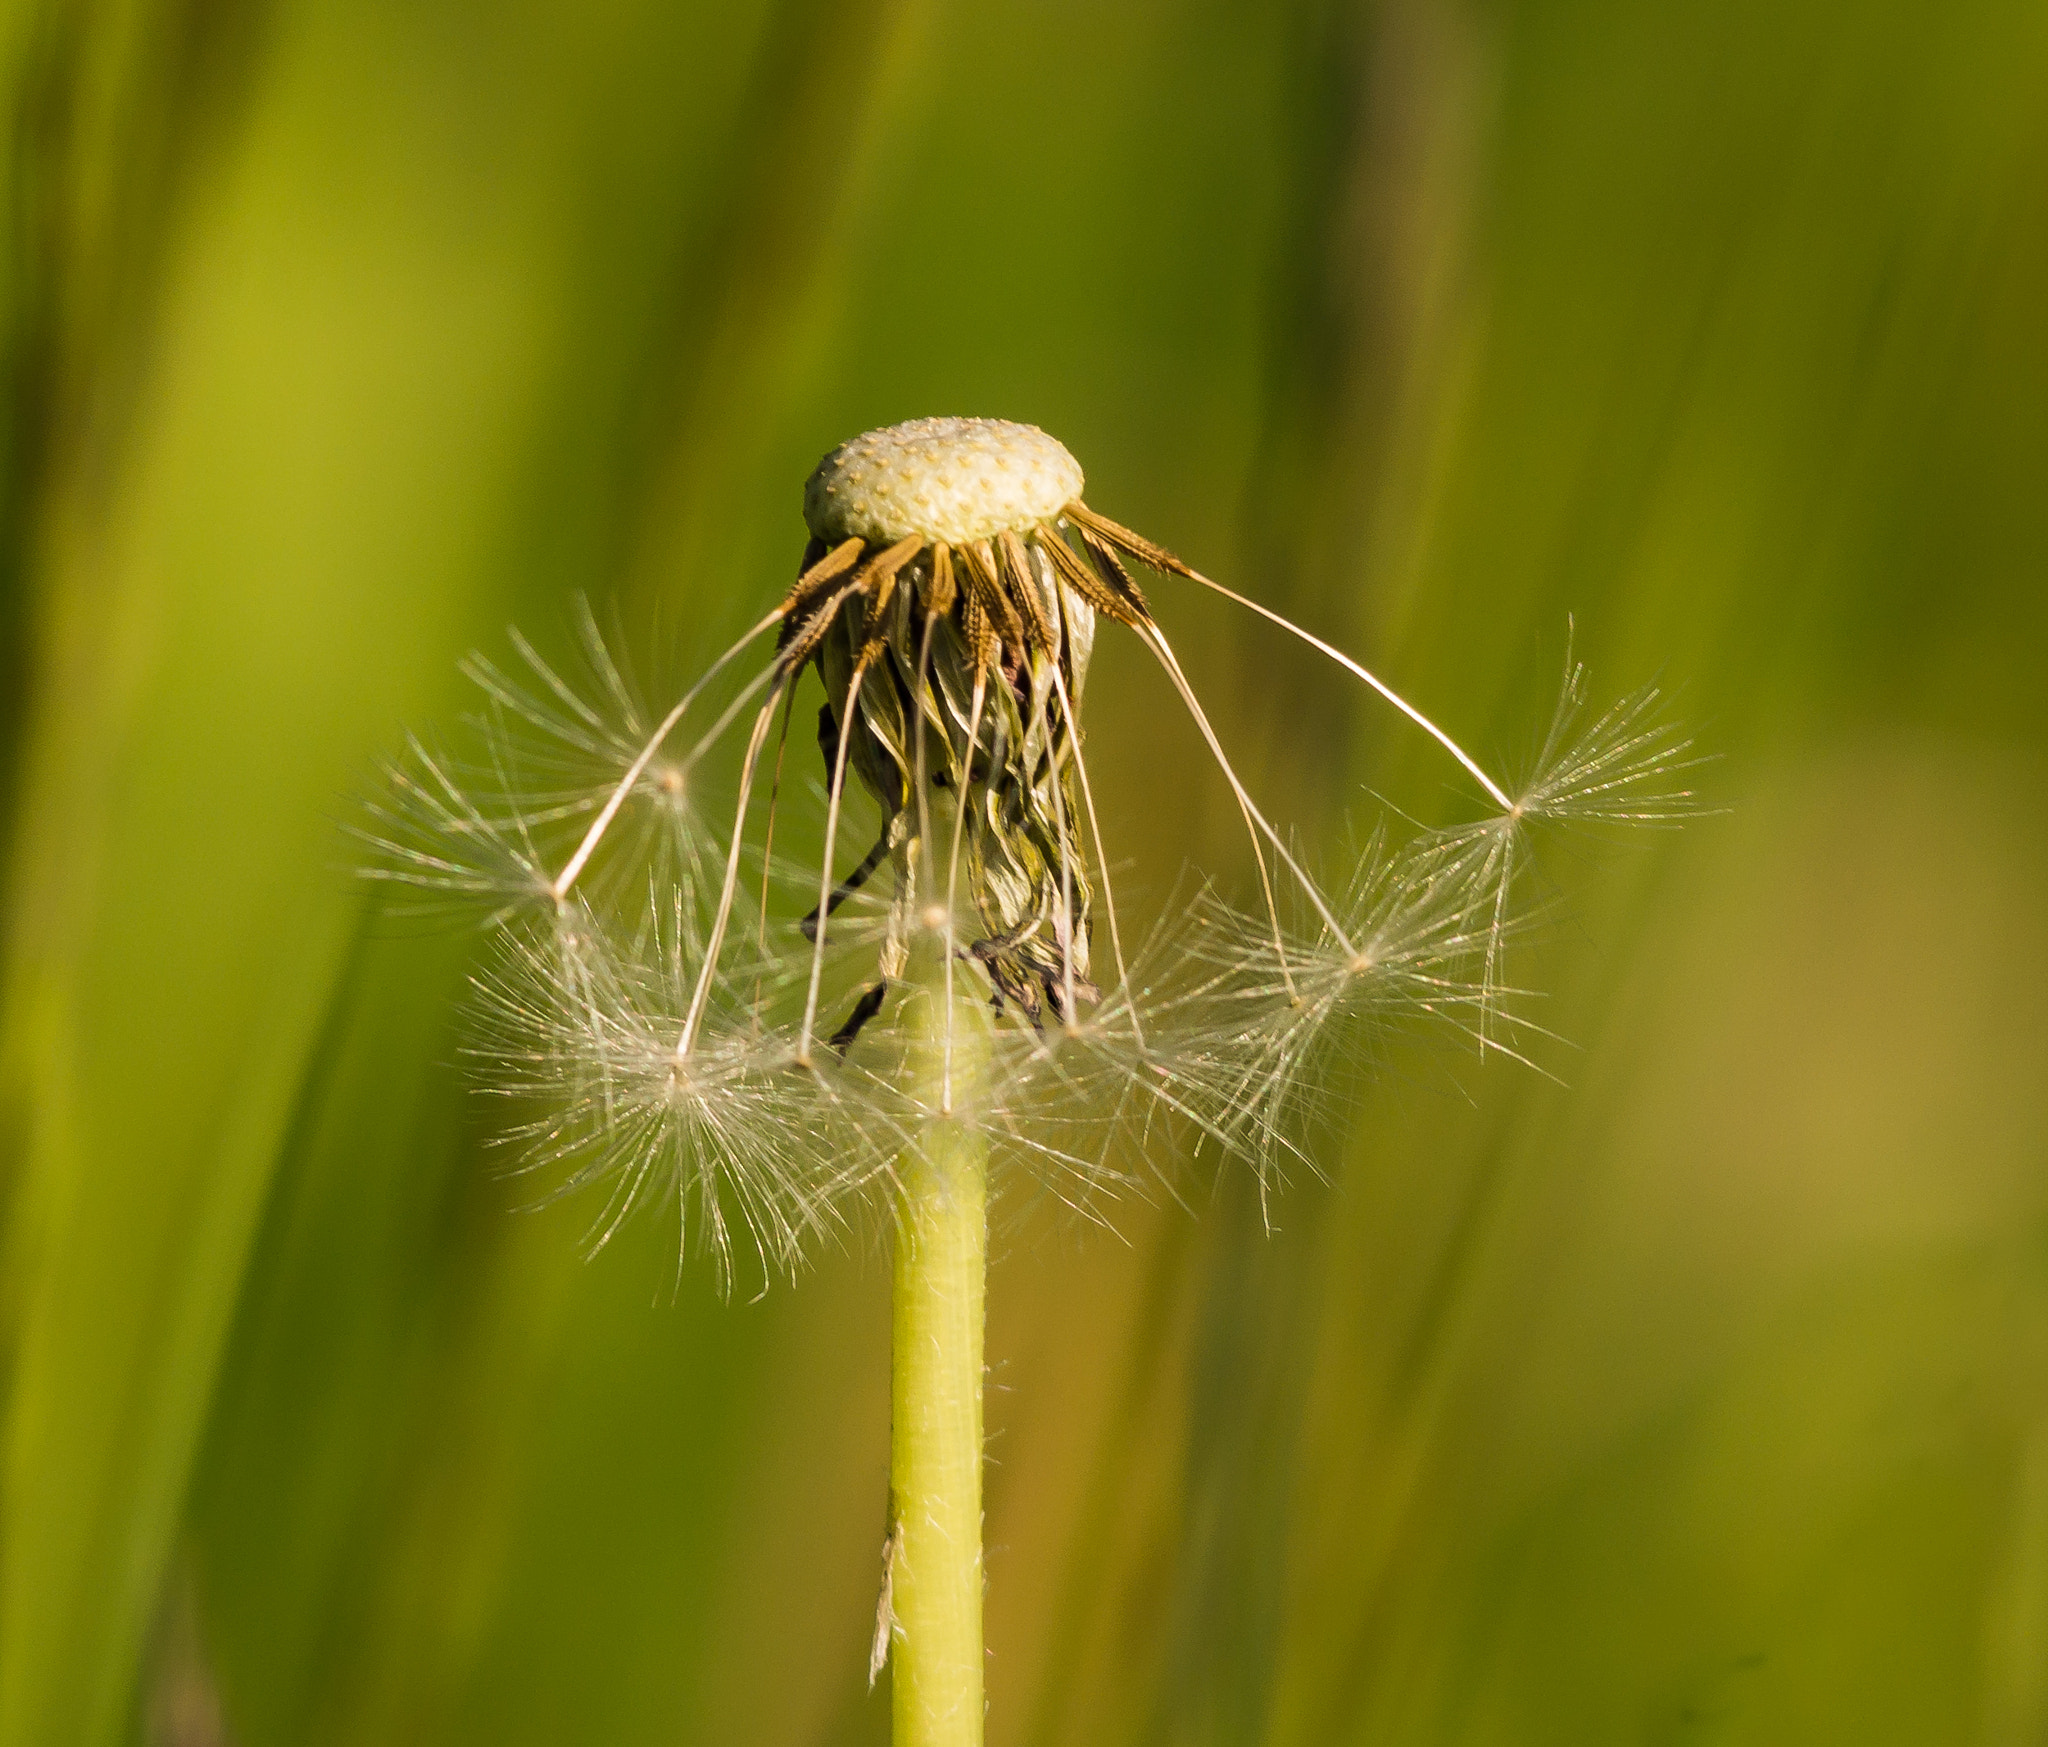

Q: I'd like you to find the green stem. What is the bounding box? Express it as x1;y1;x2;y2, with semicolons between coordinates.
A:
889;968;988;1747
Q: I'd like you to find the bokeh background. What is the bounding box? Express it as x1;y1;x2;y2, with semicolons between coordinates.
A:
5;1;2047;1742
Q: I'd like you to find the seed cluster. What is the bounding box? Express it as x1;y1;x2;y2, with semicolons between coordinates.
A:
360;415;1703;1285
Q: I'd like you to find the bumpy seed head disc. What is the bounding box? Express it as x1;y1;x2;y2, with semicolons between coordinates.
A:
803;417;1085;548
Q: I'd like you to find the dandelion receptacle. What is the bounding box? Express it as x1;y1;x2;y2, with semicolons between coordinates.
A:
362;416;1699;1747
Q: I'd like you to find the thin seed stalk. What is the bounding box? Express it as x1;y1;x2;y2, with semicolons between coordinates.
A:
890;951;989;1747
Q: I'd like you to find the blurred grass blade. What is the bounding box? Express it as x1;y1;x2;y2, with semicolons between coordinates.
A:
0;0;565;1736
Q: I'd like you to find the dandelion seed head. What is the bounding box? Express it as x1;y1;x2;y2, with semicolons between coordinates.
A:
362;416;1700;1281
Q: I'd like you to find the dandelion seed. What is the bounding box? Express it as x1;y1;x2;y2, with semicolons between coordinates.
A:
468;897;900;1293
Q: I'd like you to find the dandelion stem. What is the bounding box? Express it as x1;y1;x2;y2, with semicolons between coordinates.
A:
1176;568;1514;811
750;685;801;1019
1140;626;1357;961
1028;653;1081;1027
678;681;785;1059
941;675;990;1116
889;956;989;1747
550;606;784;900
1048;659;1138;1046
800;663;869;1063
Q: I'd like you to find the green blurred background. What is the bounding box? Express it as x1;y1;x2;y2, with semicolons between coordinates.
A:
4;0;2047;1742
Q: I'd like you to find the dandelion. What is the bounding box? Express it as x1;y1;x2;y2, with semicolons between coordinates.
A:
362;415;1699;1747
